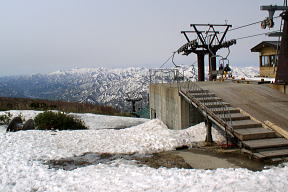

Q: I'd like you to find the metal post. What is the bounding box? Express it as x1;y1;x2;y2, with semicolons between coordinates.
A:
209;53;217;81
131;100;135;112
205;120;213;143
197;53;205;81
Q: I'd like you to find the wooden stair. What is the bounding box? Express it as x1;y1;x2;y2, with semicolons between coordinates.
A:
242;138;288;149
218;113;250;121
234;128;276;140
185;89;288;162
254;148;288;162
231;120;262;129
212;107;240;114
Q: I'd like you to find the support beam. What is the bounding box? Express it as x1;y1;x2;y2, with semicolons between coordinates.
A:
205;120;213;143
276;11;288;84
197;53;205;81
209;53;217;81
261;5;288;19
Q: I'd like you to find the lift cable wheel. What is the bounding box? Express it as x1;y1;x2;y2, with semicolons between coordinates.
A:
260;4;288;29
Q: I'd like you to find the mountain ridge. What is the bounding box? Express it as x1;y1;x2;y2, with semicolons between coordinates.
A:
0;66;259;111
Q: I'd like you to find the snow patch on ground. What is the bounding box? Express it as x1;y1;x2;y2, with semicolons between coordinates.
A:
0;111;287;192
71;113;148;130
0;119;213;159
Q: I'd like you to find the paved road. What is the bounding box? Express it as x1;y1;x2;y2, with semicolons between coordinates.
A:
195;81;288;131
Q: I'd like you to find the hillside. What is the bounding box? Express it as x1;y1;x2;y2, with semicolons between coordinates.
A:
0;66;259;111
0;97;129;116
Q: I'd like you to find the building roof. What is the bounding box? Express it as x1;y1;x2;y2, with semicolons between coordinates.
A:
251;41;280;52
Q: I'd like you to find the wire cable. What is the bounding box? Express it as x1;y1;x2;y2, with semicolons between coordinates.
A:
171;52;179;67
228;20;264;32
235;30;280;40
219;15;281;34
159;53;175;68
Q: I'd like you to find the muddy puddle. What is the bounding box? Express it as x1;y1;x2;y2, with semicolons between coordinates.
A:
45;146;267;171
45;152;191;171
175;147;265;171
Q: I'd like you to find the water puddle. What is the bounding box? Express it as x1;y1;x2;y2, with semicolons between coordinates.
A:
45;146;269;172
45;152;191;171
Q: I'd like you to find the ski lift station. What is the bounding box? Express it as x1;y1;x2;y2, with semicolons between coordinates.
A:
251;41;280;78
149;4;288;162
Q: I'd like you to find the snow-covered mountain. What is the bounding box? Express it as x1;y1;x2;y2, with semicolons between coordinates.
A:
231;66;260;78
0;66;259;111
0;67;150;111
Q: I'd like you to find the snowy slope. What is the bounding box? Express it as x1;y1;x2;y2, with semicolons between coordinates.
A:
232;66;259;78
0;111;287;192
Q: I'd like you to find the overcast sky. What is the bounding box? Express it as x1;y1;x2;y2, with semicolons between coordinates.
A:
0;0;285;76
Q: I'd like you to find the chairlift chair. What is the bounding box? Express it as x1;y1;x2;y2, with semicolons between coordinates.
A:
220;58;233;78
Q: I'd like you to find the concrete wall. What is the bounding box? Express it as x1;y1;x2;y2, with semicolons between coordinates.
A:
149;84;182;129
149;83;204;130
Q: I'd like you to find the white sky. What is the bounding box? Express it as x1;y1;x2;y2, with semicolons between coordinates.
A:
0;0;284;76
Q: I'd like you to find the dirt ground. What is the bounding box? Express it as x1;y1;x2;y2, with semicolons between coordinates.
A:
46;144;267;171
134;152;192;169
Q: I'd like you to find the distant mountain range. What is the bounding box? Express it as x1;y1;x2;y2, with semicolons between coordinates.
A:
0;66;259;111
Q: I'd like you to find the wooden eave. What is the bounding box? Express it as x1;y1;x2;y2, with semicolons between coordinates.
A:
251;41;280;52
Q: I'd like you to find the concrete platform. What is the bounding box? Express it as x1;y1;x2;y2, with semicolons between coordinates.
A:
193;81;288;131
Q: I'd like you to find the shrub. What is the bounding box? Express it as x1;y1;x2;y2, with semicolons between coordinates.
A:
0;112;12;125
34;111;87;130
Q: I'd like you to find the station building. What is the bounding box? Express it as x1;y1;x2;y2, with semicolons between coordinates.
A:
251;41;280;78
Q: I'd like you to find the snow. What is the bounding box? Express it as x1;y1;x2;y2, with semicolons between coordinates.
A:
71;113;148;130
232;66;259;78
0;110;288;192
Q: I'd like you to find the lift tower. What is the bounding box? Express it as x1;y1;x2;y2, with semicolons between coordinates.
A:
177;24;236;81
261;5;288;84
125;98;142;112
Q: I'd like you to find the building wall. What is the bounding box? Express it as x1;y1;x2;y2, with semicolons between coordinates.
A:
149;83;204;130
260;47;278;56
260;66;277;77
259;47;278;77
149;84;182;129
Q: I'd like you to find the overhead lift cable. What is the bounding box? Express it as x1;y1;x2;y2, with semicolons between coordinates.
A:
221;15;281;33
235;30;280;40
171;52;179;67
159;53;175;68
